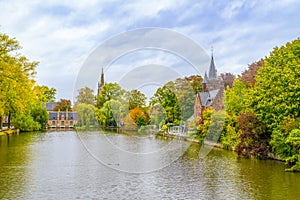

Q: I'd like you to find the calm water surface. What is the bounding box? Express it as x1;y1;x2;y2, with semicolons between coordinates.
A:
0;131;299;199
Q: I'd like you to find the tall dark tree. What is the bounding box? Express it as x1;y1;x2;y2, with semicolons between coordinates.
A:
236;113;269;159
241;59;263;86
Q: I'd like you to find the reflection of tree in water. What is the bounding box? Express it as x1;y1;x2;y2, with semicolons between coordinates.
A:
0;133;35;199
182;142;201;159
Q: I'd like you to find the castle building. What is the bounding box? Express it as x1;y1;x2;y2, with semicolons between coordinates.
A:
45;102;78;128
194;51;224;121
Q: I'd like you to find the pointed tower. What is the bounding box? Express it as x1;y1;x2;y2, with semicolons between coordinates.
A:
208;47;217;80
97;67;105;95
202;72;209;92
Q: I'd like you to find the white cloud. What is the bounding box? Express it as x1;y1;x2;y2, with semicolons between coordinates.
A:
1;0;299;100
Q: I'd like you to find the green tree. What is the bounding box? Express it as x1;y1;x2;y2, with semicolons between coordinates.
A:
126;89;147;110
251;39;300;129
96;83;125;108
0;33;39;129
270;117;300;171
12;104;48;131
31;105;49;129
285;129;300;171
150;104;167;128
75;87;95;105
12;114;41;132
95;99;122;127
34;85;56;102
129;107;147;126
150;81;181;125
185;75;203;93
197;109;212;140
76;103;96;127
174;77;196;121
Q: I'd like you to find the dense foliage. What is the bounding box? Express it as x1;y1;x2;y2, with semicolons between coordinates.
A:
0;33;52;131
150;76;198;126
95;83;149;129
75;87;95;105
223;38;300;171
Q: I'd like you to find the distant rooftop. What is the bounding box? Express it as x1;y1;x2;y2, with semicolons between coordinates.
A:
45;102;57;111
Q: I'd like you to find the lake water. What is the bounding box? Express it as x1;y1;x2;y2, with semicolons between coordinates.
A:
0;131;299;199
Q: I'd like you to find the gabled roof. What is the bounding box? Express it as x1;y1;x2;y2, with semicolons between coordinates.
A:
46;102;57;111
208;54;217;80
48;111;78;121
198;89;219;107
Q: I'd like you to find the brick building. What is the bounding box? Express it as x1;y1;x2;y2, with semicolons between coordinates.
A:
194;52;225;122
45;102;78;128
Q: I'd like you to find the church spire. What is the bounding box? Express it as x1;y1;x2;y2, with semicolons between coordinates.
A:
100;67;104;86
202;71;209;92
203;71;209;83
98;67;105;96
208;47;217;80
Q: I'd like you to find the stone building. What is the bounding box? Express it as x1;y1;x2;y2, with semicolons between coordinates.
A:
194;52;225;122
45;102;78;128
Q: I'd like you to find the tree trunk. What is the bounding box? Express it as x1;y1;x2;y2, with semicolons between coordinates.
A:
0;116;2;130
8;112;11;129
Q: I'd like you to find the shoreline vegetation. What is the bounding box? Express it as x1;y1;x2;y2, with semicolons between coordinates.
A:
0;129;19;136
156;131;283;162
1;33;300;172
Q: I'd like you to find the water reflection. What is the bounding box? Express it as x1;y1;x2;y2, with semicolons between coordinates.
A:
0;131;300;199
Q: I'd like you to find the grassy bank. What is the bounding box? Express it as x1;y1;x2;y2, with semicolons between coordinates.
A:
0;129;20;136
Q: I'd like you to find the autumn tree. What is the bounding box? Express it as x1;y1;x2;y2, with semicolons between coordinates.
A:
53;99;72;111
241;59;263;86
185;75;203;93
0;33;40;130
129;107;147;127
34;85;56;102
220;73;235;88
235;113;269;158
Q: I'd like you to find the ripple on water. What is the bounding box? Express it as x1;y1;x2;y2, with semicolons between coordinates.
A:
1;131;300;199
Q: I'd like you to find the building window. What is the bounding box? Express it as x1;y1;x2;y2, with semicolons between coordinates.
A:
70;121;73;125
61;121;65;126
52;121;55;125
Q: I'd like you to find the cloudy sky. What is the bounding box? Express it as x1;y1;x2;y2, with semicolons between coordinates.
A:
0;0;299;101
